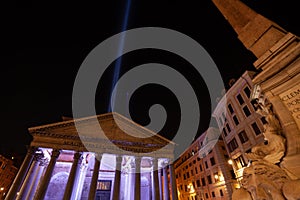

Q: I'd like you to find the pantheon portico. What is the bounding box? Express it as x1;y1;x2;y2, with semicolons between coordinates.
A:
5;113;178;200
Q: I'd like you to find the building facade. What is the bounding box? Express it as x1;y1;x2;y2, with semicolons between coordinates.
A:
212;71;265;184
0;155;18;200
5;113;178;200
174;127;237;200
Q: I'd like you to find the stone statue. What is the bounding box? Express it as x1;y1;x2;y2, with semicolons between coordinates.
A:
234;90;300;200
240;161;290;200
246;97;286;164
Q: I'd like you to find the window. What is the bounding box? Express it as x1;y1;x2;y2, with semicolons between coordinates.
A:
226;123;231;133
205;161;208;168
187;172;190;178
251;122;261;135
196;179;201;187
201;178;206;186
230;169;236;179
212;191;215;198
0;161;2;167
233;115;239;126
183;174;186;180
195;167;198;174
237;94;245;105
220;189;224;196
261;117;267;124
222;112;227;122
228;104;234;114
243;106;251;117
228;138;238;152
205;193;209;198
207;175;212;184
235;155;246;169
185;185;188;192
238;130;249;143
200;164;203;172
222;128;227;137
210;157;216;166
244;86;251;98
191;170;194;176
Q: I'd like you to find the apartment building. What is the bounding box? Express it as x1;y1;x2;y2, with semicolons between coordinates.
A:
174;127;237;200
212;71;265;184
0;155;18;199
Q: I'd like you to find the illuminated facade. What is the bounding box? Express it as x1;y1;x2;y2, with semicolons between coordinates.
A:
174;127;236;200
212;71;265;184
5;113;177;200
0;155;18;200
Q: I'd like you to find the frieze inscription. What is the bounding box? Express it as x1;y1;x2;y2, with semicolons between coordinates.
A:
279;85;300;129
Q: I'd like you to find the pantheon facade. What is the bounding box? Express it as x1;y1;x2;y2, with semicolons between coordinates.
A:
5;113;178;200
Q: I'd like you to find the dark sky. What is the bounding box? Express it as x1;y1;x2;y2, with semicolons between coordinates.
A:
3;0;299;157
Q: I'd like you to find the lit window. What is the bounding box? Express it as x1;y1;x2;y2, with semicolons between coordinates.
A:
234;155;246;169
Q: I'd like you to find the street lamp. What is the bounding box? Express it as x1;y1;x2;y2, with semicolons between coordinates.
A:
228;159;233;165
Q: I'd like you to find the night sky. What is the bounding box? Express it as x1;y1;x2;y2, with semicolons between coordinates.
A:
4;0;299;158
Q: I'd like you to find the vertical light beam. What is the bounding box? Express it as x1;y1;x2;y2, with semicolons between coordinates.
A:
109;0;132;112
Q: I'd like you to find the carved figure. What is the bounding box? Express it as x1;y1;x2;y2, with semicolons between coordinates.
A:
246;97;285;164
241;161;290;200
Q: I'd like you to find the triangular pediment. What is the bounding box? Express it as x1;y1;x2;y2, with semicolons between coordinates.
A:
29;112;175;159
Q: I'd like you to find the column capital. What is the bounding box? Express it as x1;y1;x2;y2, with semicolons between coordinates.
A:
151;158;159;171
73;152;83;160
51;149;61;158
115;155;123;163
161;159;170;168
134;156;142;163
27;146;38;155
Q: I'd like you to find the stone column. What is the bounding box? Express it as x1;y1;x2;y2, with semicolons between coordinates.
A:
16;157;39;200
169;163;178;200
112;155;123;200
152;158;160;200
63;152;82;200
134;156;142;200
33;149;60;200
162;162;170;200
88;154;102;200
74;159;88;200
26;162;46;200
158;169;163;200
5;146;36;200
127;158;136;200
